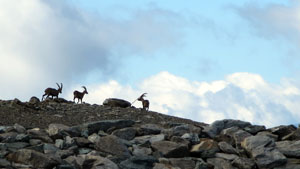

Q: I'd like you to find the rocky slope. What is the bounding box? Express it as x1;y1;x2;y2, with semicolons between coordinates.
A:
0;97;300;169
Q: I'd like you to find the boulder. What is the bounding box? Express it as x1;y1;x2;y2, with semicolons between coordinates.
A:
151;141;189;158
6;149;60;169
204;119;251;138
95;135;131;158
138;124;162;136
207;157;237;169
169;158;196;169
242;136;287;168
119;156;158;169
276;140;300;158
190;139;219;158
270;125;296;140
218;141;238;155
103;98;131;108
232;157;256;169
112;127;137;141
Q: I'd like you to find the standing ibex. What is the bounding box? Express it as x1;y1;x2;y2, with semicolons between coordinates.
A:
73;86;88;104
137;93;150;111
42;83;63;101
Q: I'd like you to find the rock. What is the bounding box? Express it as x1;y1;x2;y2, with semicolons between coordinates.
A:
169;158;196;169
242;136;287;168
218;141;238;155
7;149;60;169
153;163;180;169
27;128;53;143
88;133;101;143
232;157;256;169
13;123;26;133
203;119;251;138
133;134;165;144
29;96;40;104
256;131;278;141
151;141;189;158
47;123;70;139
270;125;297;140
190;139;219;158
73;119;135;135
215;153;239;161
282;129;300;141
274;158;300;169
181;133;200;145
276;140;300;158
112;127;137;141
244;125;266;135
207;157;237;169
0;158;11;168
95;135;131;158
233;130;252;147
119;156;158;169
138;124;162;136
74;137;91;147
132;145;152;156
103;98;131;108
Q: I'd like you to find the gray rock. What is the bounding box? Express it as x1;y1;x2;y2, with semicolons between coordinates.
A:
7;149;60;169
119;156;158;169
181;133;200;145
151;141;189;158
215;153;238;161
13;123;26;133
112;127;137;140
0;158;11;168
190;139;219;158
5;142;30;152
95;135;131;158
233;130;252;147
133;134;165;144
242;136;287;168
203;119;251;138
244;125;266;135
169;158;196;169
270;125;297;140
88;133;101;143
132;145;152;156
218;141;238;155
232;157;256;169
153;163;180;169
282;129;300;141
47;123;70;139
55;139;65;149
72;119;135;135
103;98;131;108
256;131;278;141
276;140;300;158
138;124;162;136
43;143;60;154
274;158;300;169
207;157;237;169
29;96;40;104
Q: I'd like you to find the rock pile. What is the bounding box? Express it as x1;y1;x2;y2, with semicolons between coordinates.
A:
0;118;300;169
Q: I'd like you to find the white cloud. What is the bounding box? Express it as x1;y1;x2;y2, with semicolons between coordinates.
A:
233;1;300;42
0;0;185;100
82;71;300;127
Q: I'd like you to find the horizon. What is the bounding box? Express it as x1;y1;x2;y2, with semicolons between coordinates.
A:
1;0;300;127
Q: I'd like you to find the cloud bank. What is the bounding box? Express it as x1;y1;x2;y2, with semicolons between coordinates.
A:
81;71;300;127
0;0;184;100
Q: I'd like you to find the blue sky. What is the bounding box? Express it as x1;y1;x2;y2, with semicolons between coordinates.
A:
1;0;300;127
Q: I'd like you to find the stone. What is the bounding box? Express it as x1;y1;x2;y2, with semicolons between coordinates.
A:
72;119;135;135
151;141;189;158
244;125;266;135
74;137;91;147
181;133;200;145
103;98;131;108
215;153;238;161
276;140;300;158
256;131;278;141
274;158;300;169
282;129;300;141
29;96;40;104
7;149;60;169
13;123;26;133
112;127;137;140
27;128;53;143
218;141;238;155
233;130;252;145
242;136;287;168
0;158;11;168
232;157;256;169
169;158;196;169
138;124;162;136
119;156;158;169
203;119;251;138
88;133;100;143
153;163;180;169
133;134;165;144
132;145;152;156
207;157;237;169
190;139;219;158
47;123;70;139
270;125;297;140
95;135;131;158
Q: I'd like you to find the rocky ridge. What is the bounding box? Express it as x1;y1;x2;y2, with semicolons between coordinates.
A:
0;98;300;169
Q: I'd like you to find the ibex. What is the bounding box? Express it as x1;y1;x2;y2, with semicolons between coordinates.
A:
42;83;63;101
137;93;150;111
73;86;88;104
